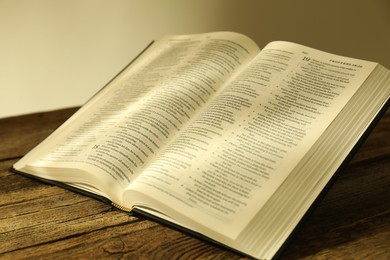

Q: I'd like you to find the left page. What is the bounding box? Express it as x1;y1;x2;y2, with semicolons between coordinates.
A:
13;32;260;205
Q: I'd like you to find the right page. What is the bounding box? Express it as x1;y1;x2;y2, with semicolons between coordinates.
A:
124;41;377;240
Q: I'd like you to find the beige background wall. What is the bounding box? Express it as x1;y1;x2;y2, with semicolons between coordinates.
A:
1;0;389;118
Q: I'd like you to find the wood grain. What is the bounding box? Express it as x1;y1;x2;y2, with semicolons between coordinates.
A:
0;107;389;259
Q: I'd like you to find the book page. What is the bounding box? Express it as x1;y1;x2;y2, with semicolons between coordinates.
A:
14;32;260;203
125;41;377;239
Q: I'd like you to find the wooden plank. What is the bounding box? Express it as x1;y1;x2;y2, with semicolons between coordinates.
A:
0;108;389;259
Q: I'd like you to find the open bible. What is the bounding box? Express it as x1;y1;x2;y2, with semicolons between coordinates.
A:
12;32;390;259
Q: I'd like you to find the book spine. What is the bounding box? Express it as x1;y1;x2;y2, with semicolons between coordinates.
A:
111;201;132;212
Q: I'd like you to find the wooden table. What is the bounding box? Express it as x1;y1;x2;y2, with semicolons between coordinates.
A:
1;107;389;259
